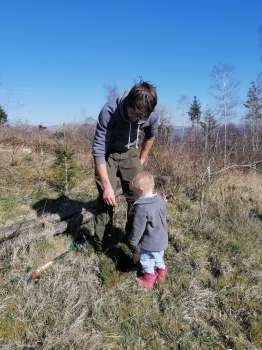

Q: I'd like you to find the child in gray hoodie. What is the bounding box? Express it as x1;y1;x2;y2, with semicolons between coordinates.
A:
128;171;168;289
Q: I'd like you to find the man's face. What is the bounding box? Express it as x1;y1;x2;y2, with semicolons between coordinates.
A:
127;106;146;123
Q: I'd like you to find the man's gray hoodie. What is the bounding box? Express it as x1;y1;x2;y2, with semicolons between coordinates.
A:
128;195;168;252
92;93;159;165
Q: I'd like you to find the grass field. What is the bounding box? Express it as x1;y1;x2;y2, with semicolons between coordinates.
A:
0;143;262;350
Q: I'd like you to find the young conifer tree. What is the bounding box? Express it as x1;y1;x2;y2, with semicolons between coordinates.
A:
188;96;202;125
52;129;76;195
188;96;202;146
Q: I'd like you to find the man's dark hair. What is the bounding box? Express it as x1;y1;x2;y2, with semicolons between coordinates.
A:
126;81;157;119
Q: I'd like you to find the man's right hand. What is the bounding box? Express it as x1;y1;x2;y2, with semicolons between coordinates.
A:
103;184;117;207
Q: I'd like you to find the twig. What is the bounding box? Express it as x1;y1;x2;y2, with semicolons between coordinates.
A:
208;159;262;177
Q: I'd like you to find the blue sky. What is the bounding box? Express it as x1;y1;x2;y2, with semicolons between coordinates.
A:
0;0;261;126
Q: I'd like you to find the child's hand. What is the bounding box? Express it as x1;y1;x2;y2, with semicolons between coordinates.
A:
128;243;139;264
132;249;139;264
130;245;139;264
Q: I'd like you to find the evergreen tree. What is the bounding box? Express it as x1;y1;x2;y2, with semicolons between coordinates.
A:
0;105;8;125
188;96;202;125
52;130;77;195
244;81;262;151
188;96;201;146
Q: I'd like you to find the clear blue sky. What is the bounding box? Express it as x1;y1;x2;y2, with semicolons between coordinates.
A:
0;0;261;126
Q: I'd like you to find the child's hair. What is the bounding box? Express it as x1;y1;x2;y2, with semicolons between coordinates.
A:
130;171;155;193
126;81;157;119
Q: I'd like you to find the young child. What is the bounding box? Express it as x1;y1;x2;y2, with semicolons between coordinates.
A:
128;171;168;289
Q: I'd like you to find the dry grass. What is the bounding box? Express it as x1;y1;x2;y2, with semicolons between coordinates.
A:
0;127;95;225
0;127;261;349
0;236;102;349
1;171;261;349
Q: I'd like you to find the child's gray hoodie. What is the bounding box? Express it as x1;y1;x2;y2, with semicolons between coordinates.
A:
128;195;168;252
92;93;159;165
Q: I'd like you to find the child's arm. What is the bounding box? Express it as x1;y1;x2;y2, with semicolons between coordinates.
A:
128;205;147;247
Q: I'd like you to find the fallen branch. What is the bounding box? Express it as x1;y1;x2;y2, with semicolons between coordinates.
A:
0;219;44;243
0;205;96;244
210;160;262;176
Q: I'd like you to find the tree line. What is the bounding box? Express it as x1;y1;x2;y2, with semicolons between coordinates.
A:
157;64;262;166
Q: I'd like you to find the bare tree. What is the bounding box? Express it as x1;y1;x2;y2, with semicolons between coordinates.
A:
176;95;191;143
199;109;217;152
105;84;119;104
259;25;262;60
210;63;239;165
155;105;173;146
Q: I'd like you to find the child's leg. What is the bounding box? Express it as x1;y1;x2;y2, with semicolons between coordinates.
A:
137;249;156;289
139;249;155;274
153;251;167;283
153;251;166;270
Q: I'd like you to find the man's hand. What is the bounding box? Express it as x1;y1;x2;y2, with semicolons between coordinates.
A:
103;184;117;207
139;137;155;166
95;164;117;207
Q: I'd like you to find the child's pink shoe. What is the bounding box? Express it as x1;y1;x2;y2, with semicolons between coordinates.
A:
136;273;156;289
156;268;167;283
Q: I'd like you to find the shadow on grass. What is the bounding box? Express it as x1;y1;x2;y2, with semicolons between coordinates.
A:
32;194;96;221
80;225;137;273
32;196;137;274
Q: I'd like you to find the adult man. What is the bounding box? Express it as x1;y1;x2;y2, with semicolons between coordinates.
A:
92;81;159;251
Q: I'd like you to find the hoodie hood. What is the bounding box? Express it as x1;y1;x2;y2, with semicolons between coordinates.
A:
134;194;160;206
92;91;159;165
117;91;129;122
